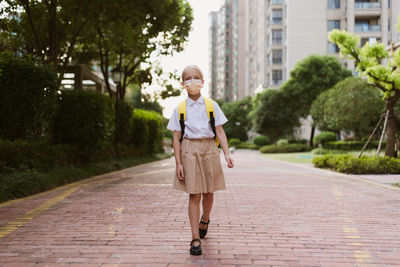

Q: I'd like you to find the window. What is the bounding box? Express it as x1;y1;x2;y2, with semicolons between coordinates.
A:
271;0;283;4
272;30;282;44
225;56;229;62
271;9;283;24
271;50;283;64
328;41;340;53
226;72;229;79
328;0;340;9
327;20;340;31
272;70;282;85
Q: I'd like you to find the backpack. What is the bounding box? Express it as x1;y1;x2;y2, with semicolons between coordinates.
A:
178;97;220;147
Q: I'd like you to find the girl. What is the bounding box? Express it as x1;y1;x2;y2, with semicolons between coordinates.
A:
167;65;234;256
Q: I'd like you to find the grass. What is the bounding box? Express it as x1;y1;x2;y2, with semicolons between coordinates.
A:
260;149;380;164
0;153;172;203
261;152;314;164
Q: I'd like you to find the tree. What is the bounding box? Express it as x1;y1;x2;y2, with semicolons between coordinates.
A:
80;0;193;99
310;77;384;140
0;0;97;84
252;89;301;142
220;96;253;141
329;16;400;157
281;54;352;146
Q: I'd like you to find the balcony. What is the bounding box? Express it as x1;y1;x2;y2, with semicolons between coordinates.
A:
355;24;381;32
355;2;381;9
354;1;381;17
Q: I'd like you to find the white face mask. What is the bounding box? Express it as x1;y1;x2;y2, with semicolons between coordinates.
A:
183;78;203;94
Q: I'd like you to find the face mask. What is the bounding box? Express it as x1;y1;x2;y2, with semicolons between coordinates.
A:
183;78;203;94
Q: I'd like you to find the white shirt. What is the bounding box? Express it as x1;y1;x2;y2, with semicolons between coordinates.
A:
167;95;228;139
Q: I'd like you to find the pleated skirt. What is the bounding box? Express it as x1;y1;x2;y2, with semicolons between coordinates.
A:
172;138;227;194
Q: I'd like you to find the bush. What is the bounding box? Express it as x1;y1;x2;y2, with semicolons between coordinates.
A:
313;154;400;174
253;135;271;146
0;139;78;171
229;138;241;147
276;139;289;146
259;144;312;153
313;131;337;147
117;101;134;144
131;109;163;153
52;90;115;153
0;57;58;140
324;140;386;151
236;142;259;150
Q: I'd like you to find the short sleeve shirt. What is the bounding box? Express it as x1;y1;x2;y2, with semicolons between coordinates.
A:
166;95;228;139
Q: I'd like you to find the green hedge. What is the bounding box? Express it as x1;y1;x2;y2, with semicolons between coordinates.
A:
253;135;271;146
260;144;312;153
314;131;337;147
0;57;58;140
52;90;115;153
228;138;241;147
236;142;259;150
324;140;386;150
131;109;164;153
313;154;400;174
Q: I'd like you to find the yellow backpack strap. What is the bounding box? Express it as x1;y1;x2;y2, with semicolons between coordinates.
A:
203;97;220;147
178;99;186;143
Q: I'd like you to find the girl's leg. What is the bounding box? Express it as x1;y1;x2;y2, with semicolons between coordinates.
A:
189;193;201;246
200;193;213;229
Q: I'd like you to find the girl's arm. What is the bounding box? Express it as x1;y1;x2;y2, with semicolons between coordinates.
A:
173;130;185;180
216;125;234;168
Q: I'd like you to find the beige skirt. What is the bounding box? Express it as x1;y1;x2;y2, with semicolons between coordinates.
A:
173;138;227;194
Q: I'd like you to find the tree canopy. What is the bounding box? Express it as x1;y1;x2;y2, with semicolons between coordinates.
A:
310;77;384;140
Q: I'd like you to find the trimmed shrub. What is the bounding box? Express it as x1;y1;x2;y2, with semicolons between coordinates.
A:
313;154;400;174
52;90;115;152
117;101;134;144
0;57;58;140
324;140;386;151
236;142;259;150
313;131;337;147
0;139;78;171
276;139;289;146
253;135;271;146
131;109;163;153
260;144;312;153
229;138;241;147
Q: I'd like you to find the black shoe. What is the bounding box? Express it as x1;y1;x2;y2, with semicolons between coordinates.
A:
190;238;202;255
199;215;210;239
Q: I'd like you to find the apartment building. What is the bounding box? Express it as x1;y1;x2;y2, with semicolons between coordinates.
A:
210;0;400;100
208;0;246;102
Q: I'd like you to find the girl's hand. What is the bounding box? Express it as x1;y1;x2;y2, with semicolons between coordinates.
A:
176;164;185;180
224;154;234;168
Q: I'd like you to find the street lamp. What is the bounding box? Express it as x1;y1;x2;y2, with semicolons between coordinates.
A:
111;66;122;157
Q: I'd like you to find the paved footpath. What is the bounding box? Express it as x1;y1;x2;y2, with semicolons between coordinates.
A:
0;150;400;267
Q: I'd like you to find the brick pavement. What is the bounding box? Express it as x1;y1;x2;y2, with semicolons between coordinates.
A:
0;150;400;266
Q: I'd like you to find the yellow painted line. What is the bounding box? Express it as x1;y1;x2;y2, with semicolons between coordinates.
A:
343;227;358;233
350;242;363;246
0;186;80;239
345;235;360;239
260;157;400;192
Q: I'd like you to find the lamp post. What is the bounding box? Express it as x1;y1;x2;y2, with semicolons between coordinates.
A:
111;66;122;157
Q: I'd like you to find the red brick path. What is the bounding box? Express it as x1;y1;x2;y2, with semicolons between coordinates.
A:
0;150;399;266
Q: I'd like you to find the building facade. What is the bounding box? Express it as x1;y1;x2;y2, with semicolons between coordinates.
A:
210;0;400;100
208;0;246;102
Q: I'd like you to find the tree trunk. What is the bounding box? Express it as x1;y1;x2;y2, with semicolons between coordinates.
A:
384;96;398;157
309;126;315;147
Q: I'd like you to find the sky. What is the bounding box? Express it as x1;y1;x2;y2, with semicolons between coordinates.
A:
156;0;224;119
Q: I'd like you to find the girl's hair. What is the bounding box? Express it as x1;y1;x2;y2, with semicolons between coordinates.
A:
181;65;204;81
